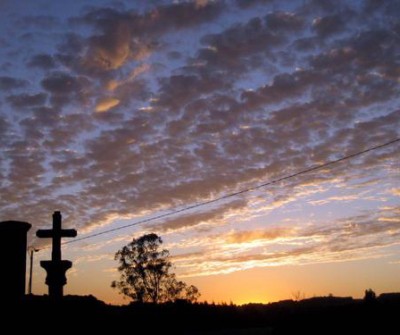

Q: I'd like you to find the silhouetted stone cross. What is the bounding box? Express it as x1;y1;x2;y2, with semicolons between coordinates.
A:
36;211;77;299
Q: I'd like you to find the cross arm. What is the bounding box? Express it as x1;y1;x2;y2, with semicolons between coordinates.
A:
36;229;53;238
61;229;77;238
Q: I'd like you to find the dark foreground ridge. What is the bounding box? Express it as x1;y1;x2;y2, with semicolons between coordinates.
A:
6;293;400;334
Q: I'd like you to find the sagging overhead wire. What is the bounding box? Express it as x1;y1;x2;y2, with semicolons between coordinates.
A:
37;137;400;249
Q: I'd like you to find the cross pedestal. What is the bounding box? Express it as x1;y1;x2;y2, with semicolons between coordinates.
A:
36;211;77;299
40;260;72;298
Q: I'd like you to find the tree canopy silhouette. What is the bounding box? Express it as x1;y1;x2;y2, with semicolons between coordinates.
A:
112;233;200;303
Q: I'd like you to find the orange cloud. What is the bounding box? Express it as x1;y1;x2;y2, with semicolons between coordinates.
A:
226;227;295;244
95;97;120;112
106;63;150;91
390;188;400;196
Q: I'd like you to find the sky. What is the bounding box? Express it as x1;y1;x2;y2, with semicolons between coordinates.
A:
0;0;399;305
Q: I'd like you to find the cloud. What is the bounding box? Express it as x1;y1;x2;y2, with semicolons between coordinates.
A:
27;54;56;70
77;1;223;72
389;189;400;197
140;1;223;32
196;0;211;8
84;20;132;71
95;97;120;112
309;195;359;206
0;118;8;134
41;72;81;95
266;11;305;32
39;72;92;109
312;14;346;37
74;253;113;264
153;199;247;232
236;0;274;9
198;15;286;74
0;0;399;270
225;227;296;244
0;76;27;90
175;206;400;277
106;63;150;91
6;92;47;108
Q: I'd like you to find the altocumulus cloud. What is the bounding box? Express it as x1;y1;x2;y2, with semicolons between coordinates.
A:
0;0;398;272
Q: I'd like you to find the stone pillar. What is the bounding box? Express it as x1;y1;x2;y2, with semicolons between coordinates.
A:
0;221;31;302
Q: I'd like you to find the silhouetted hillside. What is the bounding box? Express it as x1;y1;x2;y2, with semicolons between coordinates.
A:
4;293;400;334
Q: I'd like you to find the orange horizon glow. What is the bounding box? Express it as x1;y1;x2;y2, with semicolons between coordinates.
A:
30;253;400;306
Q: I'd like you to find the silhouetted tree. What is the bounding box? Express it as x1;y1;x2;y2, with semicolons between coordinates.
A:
364;289;376;303
292;290;306;301
112;233;200;304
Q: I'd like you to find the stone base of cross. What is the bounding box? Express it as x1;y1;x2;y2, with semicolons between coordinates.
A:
40;260;72;298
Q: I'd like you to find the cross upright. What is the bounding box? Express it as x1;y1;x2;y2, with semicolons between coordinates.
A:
37;211;76;261
36;211;77;299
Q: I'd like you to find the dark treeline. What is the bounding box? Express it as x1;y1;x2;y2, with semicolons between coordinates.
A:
6;293;400;334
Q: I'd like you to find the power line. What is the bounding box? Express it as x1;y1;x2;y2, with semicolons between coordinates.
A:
55;137;399;246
